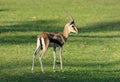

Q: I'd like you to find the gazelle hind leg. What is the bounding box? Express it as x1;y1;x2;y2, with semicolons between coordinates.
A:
39;37;49;73
32;38;41;73
39;49;46;73
32;47;40;73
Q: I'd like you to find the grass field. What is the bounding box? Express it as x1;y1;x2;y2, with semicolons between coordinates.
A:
0;0;120;82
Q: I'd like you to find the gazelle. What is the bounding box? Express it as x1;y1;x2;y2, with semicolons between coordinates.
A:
32;15;78;73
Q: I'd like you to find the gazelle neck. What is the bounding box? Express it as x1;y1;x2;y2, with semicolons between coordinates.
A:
63;24;70;39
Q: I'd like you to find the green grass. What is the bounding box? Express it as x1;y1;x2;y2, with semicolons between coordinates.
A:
0;0;120;82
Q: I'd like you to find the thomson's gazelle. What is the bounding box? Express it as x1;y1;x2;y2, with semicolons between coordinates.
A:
32;15;78;73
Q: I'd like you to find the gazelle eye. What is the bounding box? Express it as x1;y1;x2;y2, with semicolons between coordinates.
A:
72;25;74;27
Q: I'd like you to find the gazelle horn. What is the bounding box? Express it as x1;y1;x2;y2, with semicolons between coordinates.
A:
69;14;74;24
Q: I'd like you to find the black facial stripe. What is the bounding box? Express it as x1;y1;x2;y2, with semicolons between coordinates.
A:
73;26;77;31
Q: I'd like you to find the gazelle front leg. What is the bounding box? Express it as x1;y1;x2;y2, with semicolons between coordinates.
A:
53;47;56;72
59;46;64;72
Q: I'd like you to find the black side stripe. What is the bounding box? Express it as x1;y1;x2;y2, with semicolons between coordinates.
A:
40;38;43;49
50;39;63;47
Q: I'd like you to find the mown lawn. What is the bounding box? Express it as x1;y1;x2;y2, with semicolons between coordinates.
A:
0;0;120;82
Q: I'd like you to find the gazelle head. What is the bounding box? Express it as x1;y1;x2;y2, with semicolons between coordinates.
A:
66;15;78;34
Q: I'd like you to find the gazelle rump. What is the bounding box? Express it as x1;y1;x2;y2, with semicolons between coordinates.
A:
32;16;78;73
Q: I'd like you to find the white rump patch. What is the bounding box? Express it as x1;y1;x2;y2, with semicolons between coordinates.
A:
41;37;45;50
37;38;40;48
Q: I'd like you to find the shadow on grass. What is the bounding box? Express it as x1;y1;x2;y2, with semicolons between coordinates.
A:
79;35;120;38
0;35;36;44
0;20;63;44
0;20;120;44
1;71;120;82
0;9;9;12
0;64;120;82
0;20;63;33
0;59;120;82
80;21;120;33
65;60;120;68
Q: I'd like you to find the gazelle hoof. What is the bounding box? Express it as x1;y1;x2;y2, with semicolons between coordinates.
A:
42;71;45;73
32;70;34;73
53;70;56;72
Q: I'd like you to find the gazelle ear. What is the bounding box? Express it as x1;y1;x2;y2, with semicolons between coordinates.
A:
70;20;74;25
